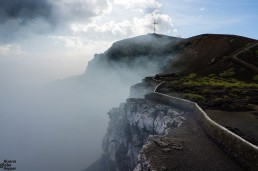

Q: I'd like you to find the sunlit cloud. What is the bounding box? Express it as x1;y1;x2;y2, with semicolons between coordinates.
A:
0;44;25;57
200;7;207;12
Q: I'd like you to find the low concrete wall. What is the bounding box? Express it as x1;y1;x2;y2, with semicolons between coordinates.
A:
194;104;258;169
145;92;258;169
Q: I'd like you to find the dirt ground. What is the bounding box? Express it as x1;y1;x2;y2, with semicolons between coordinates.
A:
205;105;258;146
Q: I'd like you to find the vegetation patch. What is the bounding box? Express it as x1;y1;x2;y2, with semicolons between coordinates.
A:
157;73;258;111
229;39;235;43
183;93;205;102
253;75;258;82
188;73;197;79
209;74;216;78
219;68;235;78
182;76;258;89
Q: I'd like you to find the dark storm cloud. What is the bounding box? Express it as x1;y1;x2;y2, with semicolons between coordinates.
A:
0;0;109;42
55;0;109;21
0;0;54;24
0;0;54;42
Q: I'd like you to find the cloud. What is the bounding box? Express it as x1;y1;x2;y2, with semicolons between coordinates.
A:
200;7;207;12
0;0;178;45
50;35;110;54
0;44;25;57
71;9;177;40
52;0;109;22
0;0;178;80
0;0;110;42
0;0;54;42
112;0;161;13
0;0;53;23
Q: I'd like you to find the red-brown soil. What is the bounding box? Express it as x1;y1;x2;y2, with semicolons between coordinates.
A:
165;34;258;82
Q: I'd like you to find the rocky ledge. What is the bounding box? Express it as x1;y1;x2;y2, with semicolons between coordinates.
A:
86;98;187;171
102;98;186;170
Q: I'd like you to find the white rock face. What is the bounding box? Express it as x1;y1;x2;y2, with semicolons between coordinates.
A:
129;78;160;98
102;98;186;171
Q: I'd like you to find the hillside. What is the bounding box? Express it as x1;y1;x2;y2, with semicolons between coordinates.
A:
165;34;258;81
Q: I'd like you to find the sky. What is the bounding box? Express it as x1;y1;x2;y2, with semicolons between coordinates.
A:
0;0;257;83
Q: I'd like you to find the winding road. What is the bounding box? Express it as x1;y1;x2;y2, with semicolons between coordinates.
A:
231;42;258;73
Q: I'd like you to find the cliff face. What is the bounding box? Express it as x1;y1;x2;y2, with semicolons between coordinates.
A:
85;77;188;171
85;34;258;171
102;98;186;171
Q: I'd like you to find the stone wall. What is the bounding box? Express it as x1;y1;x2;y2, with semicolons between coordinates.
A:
145;92;258;169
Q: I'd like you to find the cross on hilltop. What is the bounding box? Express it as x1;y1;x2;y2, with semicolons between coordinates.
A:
152;20;158;34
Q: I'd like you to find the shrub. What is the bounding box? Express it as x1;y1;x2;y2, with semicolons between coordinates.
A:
223;95;230;100
219;68;235;77
253;75;258;82
202;77;209;80
229;78;237;82
183;93;205;102
229;93;238;98
202;89;210;94
214;98;224;104
230;39;235;43
171;81;179;84
188;73;197;79
209;74;215;78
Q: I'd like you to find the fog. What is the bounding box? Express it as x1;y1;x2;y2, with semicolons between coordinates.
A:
0;0;180;170
0;34;176;171
0;64;130;171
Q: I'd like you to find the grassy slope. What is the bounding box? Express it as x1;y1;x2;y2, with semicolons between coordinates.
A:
157;73;258;111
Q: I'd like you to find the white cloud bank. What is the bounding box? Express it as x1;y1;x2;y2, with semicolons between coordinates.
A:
69;0;177;40
0;0;177;82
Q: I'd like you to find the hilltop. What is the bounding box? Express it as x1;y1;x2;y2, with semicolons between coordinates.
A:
84;33;182;79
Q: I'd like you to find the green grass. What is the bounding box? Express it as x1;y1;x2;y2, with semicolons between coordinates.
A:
187;73;197;79
183;93;205;102
164;74;258;111
202;89;211;94
219;68;235;78
209;74;216;78
182;76;258;88
214;97;224;104
229;39;235;43
253;75;258;82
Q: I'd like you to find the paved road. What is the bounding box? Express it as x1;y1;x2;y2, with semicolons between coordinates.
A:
143;98;242;170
